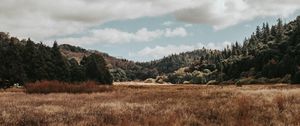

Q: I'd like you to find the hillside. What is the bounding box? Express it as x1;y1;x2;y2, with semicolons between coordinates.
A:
0;33;112;85
1;16;300;85
59;44;157;81
154;16;300;84
58;16;300;84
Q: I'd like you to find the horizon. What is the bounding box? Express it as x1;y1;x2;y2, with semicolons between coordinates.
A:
1;0;300;62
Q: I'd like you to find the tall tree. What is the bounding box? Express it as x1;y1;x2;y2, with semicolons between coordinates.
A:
82;54;113;84
51;41;70;81
276;18;284;42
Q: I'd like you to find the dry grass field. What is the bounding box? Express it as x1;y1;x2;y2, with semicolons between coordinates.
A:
1;84;300;126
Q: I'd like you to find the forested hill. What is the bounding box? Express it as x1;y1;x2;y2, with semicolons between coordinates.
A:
138;49;220;74
153;16;300;84
1;16;300;85
0;33;113;85
59;13;300;84
58;44;157;81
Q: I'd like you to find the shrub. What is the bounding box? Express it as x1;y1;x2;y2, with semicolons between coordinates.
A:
25;81;113;94
155;76;168;84
252;77;268;84
279;74;291;83
183;81;191;84
144;78;156;83
292;71;300;84
235;78;252;85
206;80;218;85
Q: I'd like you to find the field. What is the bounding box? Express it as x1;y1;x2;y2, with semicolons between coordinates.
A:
1;83;300;126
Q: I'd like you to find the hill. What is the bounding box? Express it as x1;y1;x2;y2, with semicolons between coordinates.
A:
59;44;158;81
0;33;113;85
1;16;300;85
57;16;300;84
151;16;300;84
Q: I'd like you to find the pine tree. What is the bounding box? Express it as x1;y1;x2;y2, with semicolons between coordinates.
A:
51;41;70;81
5;42;27;84
262;23;270;43
256;26;262;39
69;58;86;82
23;39;41;81
83;54;113;84
276;18;284;42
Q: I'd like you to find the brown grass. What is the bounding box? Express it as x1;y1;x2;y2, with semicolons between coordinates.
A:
25;81;113;94
0;84;300;126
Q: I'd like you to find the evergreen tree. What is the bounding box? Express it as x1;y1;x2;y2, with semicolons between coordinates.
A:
256;26;262;39
69;58;86;82
276;18;284;42
23;39;48;82
82;54;113;84
51;41;70;81
262;23;270;43
4;42;27;84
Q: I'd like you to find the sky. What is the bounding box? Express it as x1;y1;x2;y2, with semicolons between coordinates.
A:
1;0;300;61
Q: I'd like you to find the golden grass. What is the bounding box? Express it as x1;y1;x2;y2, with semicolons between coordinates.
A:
0;84;300;126
25;81;113;94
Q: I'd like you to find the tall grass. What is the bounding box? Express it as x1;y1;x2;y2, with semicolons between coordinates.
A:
1;84;299;125
25;80;113;94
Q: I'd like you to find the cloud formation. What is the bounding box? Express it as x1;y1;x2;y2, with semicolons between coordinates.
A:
56;27;187;45
175;0;300;29
130;41;231;60
1;0;299;41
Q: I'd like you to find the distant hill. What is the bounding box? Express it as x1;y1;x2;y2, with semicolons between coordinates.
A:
0;33;113;85
1;16;300;85
138;49;221;74
58;16;300;84
152;16;300;84
59;44;156;81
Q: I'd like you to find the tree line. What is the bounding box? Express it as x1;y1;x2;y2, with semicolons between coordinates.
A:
0;33;112;86
140;16;300;84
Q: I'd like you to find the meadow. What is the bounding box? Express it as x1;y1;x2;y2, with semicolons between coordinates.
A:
0;83;300;126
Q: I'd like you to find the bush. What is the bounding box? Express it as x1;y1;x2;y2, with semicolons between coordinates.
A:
206;80;218;85
155;76;168;84
235;78;252;85
25;81;113;94
191;74;206;84
183;81;191;84
252;77;268;84
144;78;156;83
279;74;291;83
292;71;300;84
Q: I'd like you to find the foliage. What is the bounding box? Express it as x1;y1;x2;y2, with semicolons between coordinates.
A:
2;15;300;85
0;34;112;85
155;16;300;84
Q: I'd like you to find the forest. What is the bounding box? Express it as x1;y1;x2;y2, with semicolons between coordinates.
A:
1;16;300;86
0;34;112;87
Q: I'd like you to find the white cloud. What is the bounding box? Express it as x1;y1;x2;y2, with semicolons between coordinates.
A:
0;0;300;40
0;0;195;40
175;0;300;30
130;41;232;60
56;27;188;45
132;45;195;59
165;27;187;37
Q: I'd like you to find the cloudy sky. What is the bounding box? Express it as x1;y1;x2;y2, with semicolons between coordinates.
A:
1;0;300;61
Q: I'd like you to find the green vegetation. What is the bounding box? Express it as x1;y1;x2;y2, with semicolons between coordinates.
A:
0;34;113;86
140;16;300;84
1;16;300;85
